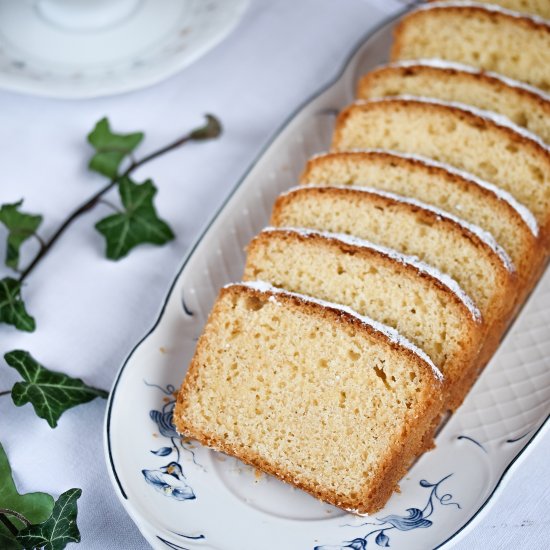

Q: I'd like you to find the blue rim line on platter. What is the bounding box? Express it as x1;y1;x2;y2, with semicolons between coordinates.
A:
104;3;550;548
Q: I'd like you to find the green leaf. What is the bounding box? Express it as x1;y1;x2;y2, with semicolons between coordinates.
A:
189;114;222;141
0;278;35;332
95;177;174;260
4;350;108;428
0;443;54;549
0;528;19;550
87;118;143;179
16;489;81;550
0;201;43;270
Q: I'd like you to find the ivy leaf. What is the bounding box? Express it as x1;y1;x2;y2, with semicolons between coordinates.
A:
4;350;108;428
0;443;54;549
0;528;18;550
16;489;81;550
95;177;174;260
0;201;43;270
0;278;35;332
87;118;143;179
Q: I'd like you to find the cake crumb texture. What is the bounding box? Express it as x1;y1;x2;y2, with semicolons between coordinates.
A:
174;284;443;514
391;4;550;91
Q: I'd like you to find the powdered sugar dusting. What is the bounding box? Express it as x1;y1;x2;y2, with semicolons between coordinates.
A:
260;226;482;321
231;280;443;380
282;185;516;273
306;149;538;236
355;96;550;152
280;184;311;197
415;1;550;27
385;59;550;101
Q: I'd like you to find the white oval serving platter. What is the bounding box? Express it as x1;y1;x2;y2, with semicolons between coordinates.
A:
104;7;550;550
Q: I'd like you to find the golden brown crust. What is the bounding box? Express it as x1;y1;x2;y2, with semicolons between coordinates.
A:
270;187;521;401
225;284;444;369
301;150;535;240
300;150;541;290
450;258;550;410
174;284;444;514
426;0;550;19
248;228;482;329
245;229;483;407
357;64;550;121
269;188;520;408
359;389;442;511
175;412;438;514
333;99;550;166
330;99;550;243
197;285;446;388
271;186;516;305
391;5;550;62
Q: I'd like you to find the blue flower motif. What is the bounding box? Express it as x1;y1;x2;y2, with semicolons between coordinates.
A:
378;508;432;531
151;447;173;456
142;462;195;501
150;403;179;439
315;475;459;549
144;382;199;501
315;539;366;550
375;531;390;547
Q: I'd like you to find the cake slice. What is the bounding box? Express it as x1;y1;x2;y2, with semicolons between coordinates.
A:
427;0;550;20
174;282;444;514
357;61;550;144
300;150;539;292
243;228;482;408
391;2;550;91
331;98;550;241
270;186;516;331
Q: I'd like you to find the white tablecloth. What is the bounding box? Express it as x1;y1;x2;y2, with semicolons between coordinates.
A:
1;1;548;548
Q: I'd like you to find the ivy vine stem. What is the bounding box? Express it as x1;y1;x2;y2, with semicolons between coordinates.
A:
32;233;46;250
97;198;121;212
0;508;31;527
17;119;216;284
0;513;18;536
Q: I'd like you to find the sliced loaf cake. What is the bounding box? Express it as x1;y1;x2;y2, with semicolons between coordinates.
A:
391;3;550;91
300;150;539;291
174;282;444;514
243;228;482;408
331;98;550;242
427;0;550;19
270;186;516;330
357;61;550;144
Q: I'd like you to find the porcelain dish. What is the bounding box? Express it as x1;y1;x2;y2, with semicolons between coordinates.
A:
104;8;550;549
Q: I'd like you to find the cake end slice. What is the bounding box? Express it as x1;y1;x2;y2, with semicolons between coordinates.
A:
174;283;443;514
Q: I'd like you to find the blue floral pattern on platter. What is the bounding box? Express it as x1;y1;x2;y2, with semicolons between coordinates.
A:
143;462;195;501
142;380;463;545
142;381;201;502
315;474;460;549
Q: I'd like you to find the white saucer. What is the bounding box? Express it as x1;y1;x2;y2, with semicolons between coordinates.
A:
0;0;249;99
